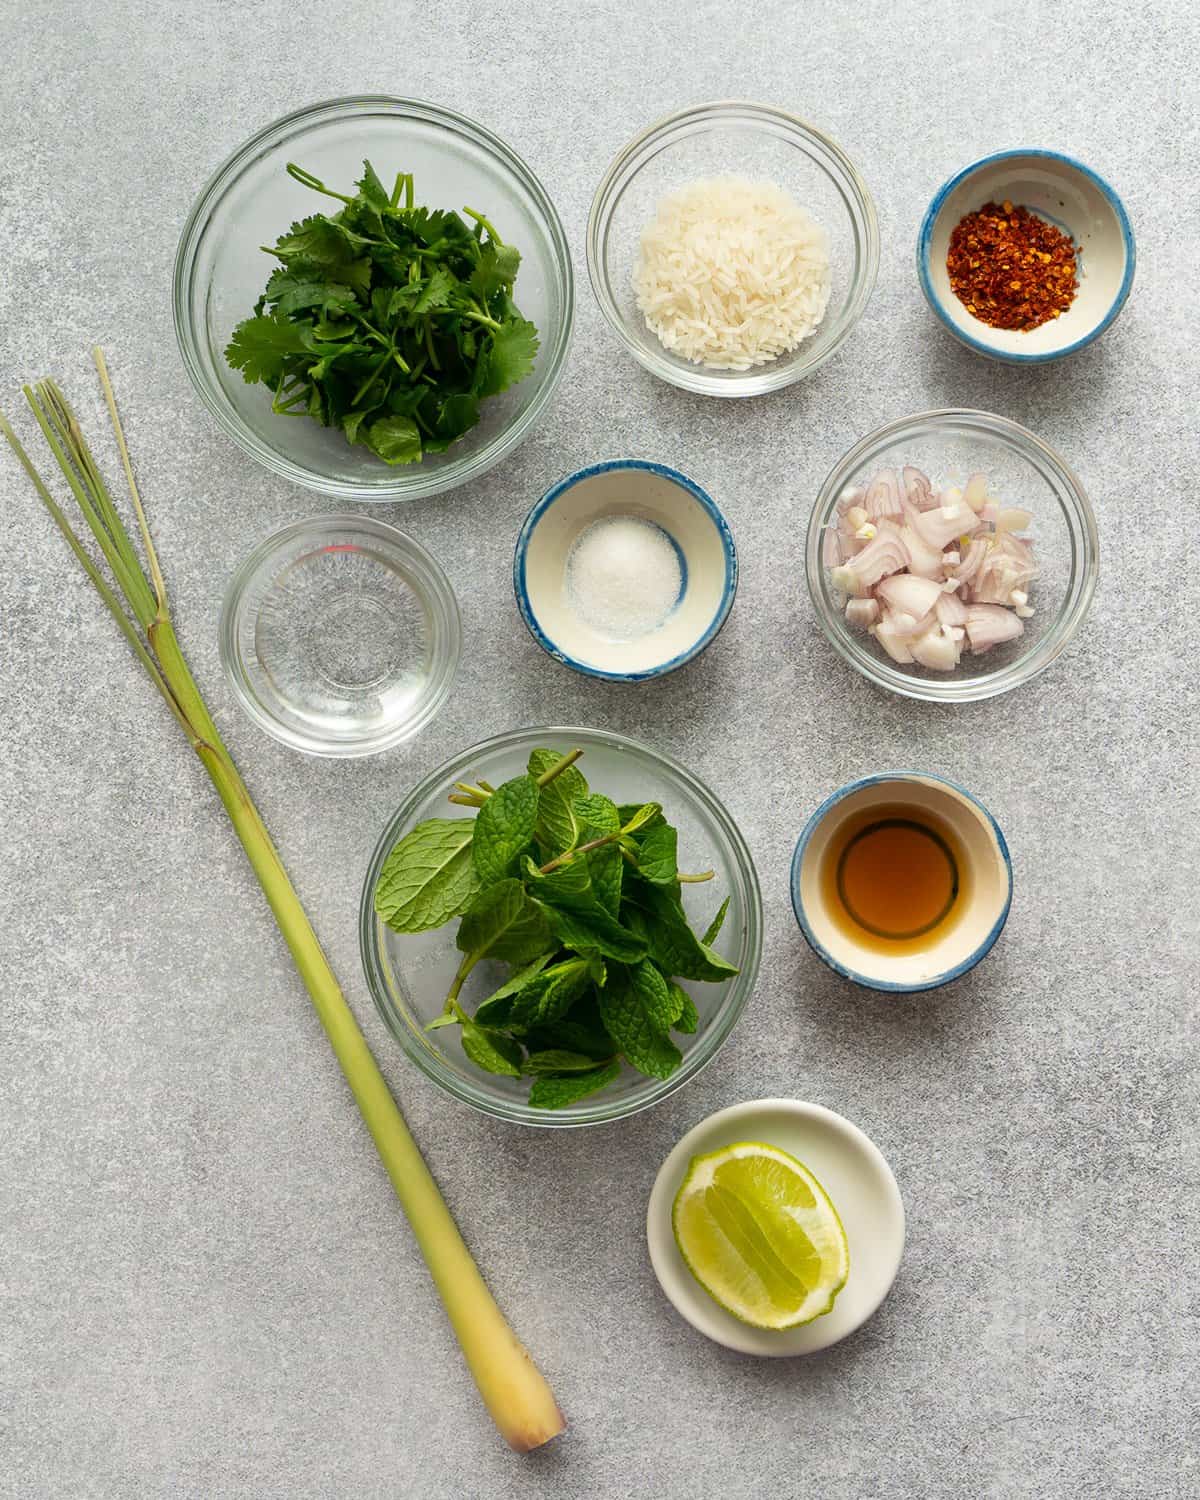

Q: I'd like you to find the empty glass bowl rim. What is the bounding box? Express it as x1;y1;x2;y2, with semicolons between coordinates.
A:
789;771;1013;993
512;459;739;683
173;94;575;500
586;99;880;396
218;512;462;757
358;724;764;1127
805;408;1099;703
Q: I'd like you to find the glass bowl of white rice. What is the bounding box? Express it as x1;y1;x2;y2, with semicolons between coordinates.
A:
586;101;879;396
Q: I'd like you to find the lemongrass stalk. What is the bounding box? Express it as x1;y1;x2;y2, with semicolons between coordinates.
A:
0;357;564;1453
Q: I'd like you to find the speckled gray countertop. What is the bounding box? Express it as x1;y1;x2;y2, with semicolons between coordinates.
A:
2;3;1197;1497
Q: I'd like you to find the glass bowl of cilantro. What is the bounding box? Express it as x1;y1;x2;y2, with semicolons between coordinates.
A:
174;97;574;501
359;727;763;1127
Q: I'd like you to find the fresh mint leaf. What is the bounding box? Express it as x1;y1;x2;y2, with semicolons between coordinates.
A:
472;774;538;884
524;1049;608;1075
525;857;646;962
597;966;682;1080
460;1020;523;1077
526;1006;614;1061
575;794;620;836
617;803;666;832
701;896;731;947
635;822;678;886
508;957;591;1028
620;802;663;835
528;1058;621;1110
224;313;311;385
374;818;479;933
628;958;675;1035
528;749;588;854
624;877;739;982
365;414;421;465
476;317;539;397
457;878;553;966
474;953;555;1007
668;981;699;1034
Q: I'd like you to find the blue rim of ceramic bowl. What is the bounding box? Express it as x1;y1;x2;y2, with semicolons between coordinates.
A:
789;772;1013;993
916;149;1136;365
512;459;738;683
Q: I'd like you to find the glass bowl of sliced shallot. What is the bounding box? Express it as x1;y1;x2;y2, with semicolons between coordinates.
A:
805;410;1098;702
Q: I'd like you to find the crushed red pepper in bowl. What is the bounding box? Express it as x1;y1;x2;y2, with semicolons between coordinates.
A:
947;201;1078;331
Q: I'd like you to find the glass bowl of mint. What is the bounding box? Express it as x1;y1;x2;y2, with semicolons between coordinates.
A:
174;97;574;502
359;727;763;1126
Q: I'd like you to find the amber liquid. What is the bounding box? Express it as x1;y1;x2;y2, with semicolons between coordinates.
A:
820;803;968;954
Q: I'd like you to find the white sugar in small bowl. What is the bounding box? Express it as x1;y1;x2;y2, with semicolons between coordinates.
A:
918;149;1135;363
513;460;737;682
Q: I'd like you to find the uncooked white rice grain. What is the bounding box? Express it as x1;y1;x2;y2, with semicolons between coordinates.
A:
633;176;832;370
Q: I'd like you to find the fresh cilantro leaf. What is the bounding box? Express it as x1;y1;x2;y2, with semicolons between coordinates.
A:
224;313;311;385
364;414;421;465
356;160;391;210
476;317;539;397
435;393;479;442
469;241;521;301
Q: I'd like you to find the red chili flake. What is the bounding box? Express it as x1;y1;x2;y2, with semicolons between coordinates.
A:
946;200;1078;331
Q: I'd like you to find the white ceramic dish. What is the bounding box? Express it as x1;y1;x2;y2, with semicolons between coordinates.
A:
513;460;737;681
647;1099;904;1356
917;149;1135;363
791;773;1012;992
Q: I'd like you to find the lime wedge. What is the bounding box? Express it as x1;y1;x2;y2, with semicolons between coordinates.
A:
671;1141;849;1329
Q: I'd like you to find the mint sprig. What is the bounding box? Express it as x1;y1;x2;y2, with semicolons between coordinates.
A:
372;748;737;1110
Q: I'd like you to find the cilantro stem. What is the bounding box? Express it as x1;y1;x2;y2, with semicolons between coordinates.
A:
463;305;503;331
285;162;355;205
463;207;504;245
393;351;411;375
389;171;406;209
424;320;441;371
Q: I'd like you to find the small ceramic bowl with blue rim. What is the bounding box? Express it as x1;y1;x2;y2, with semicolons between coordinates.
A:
791;772;1012;993
917;149;1135;364
513;459;737;682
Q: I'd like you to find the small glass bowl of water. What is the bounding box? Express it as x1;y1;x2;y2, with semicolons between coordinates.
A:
219;515;461;756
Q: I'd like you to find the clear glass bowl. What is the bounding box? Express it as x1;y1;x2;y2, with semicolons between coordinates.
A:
359;726;763;1127
805;410;1099;703
220;515;461;756
587;101;879;396
174;96;574;501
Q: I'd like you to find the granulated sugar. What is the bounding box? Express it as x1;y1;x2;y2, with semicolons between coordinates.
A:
565;516;682;640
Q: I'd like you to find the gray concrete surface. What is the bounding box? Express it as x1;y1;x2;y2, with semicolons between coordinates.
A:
1;2;1197;1496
